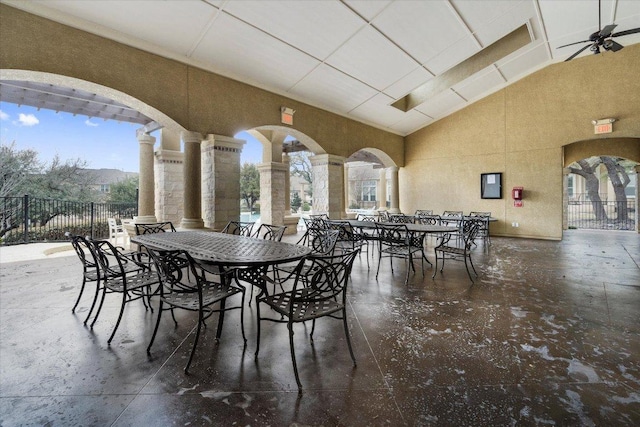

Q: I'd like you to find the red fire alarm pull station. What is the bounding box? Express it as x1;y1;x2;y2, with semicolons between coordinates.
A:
513;187;523;207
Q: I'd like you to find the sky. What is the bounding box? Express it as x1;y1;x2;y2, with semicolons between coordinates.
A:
0;101;263;172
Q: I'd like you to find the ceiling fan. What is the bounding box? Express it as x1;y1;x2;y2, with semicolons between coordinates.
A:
557;0;640;61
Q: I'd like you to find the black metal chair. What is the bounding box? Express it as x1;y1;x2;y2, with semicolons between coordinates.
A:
432;217;484;282
468;211;491;248
67;232;102;323
270;228;340;290
415;209;433;216
255;249;360;391
388;213;414;224
146;248;246;373
356;214;379;258
135;221;177;235
252;223;287;241
296;216;328;245
90;239;159;344
326;220;368;268
375;223;428;285
221;220;255;237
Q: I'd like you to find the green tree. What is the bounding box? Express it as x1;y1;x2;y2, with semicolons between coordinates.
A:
1;142;95;236
240;162;260;213
290;152;313;198
290;191;302;213
108;176;139;203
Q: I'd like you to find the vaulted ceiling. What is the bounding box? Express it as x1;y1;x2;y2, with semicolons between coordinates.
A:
2;0;639;136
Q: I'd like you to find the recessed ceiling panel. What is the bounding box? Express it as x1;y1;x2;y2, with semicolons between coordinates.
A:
349;93;412;128
372;0;469;65
192;13;321;92
414;90;466;119
387;110;433;135
289;64;379;113
343;0;392;21
223;0;365;60
453;67;506;101
30;0;218;56
325;25;419;91
382;66;434;99
540;0;608;56
497;43;550;81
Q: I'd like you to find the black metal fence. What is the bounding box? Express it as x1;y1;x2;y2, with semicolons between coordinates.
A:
567;193;636;230
1;195;137;245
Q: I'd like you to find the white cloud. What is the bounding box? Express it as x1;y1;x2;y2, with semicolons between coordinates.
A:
0;110;9;121
17;113;39;126
85;119;99;127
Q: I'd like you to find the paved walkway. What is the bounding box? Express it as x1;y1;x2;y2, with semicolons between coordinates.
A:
0;242;76;264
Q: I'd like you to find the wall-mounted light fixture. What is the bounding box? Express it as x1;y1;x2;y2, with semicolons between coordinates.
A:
592;118;616;134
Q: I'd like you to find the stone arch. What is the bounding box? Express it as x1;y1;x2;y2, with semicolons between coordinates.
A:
562;137;639;233
1;69;186;135
347;147;397;168
247;125;326;156
563;137;640;166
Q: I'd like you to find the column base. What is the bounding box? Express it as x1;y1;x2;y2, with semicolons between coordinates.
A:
283;215;300;235
133;215;158;224
388;208;401;214
180;218;205;230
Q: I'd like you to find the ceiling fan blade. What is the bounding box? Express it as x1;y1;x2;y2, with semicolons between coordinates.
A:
605;39;624;52
599;24;617;38
565;43;593;62
557;39;591;49
611;27;640;37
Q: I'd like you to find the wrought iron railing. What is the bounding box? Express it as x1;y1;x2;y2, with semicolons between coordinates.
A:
1;195;137;245
567;193;635;230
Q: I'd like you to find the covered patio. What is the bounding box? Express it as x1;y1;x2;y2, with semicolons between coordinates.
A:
1;230;638;425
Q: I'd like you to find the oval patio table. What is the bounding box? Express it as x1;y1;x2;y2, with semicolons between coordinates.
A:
131;230;312;295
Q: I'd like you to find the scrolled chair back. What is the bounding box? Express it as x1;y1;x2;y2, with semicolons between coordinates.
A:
135;221;177;235
252;223;287;241
292;249;359;302
221;220;255;237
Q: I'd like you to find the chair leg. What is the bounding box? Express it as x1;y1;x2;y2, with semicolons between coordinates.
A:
107;292;127;344
215;300;226;341
342;309;356;366
147;300;164;353
288;321;302;390
72;277;87;313
432;250;439;279
239;290;247;343
91;288;108;328
254;301;262;359
463;256;475;283
83;280;101;325
185;309;203;373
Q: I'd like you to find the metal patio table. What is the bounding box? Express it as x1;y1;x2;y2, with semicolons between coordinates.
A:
131;230;312;295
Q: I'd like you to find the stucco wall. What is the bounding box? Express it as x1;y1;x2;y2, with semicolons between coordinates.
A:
404;45;640;240
0;4;403;164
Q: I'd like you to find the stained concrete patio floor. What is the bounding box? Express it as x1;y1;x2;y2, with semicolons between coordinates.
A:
1;230;639;426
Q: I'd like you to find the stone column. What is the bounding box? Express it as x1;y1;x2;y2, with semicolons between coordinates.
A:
180;131;204;229
201;134;245;230
258;162;288;226
135;133;157;224
388;166;400;213
635;165;640;233
310;154;346;219
155;128;183;225
343;162;350;218
563;168;571;231
377;168;387;210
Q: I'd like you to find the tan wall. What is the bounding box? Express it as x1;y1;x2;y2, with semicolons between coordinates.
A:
404;45;640;240
564;138;640;166
0;4;403;164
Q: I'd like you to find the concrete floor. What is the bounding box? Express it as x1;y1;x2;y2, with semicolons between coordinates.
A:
0;230;639;426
